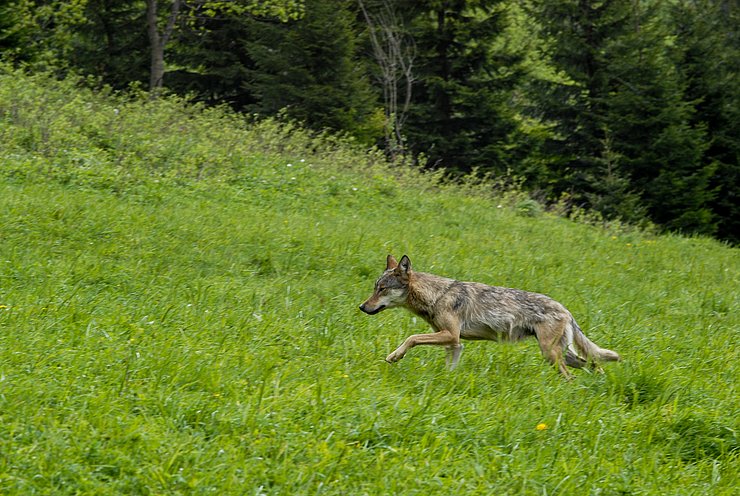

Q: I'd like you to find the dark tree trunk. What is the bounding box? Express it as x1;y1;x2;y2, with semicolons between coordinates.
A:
146;0;180;94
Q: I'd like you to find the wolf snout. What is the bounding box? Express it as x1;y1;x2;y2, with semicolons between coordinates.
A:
360;303;385;315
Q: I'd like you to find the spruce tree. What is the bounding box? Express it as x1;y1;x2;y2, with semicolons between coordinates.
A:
246;0;380;141
528;0;717;235
603;1;715;234
400;0;525;173
671;0;739;243
76;0;150;89
166;8;257;109
524;0;627;195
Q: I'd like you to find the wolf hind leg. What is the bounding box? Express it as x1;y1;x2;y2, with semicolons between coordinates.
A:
534;321;572;379
543;342;572;379
565;350;604;373
565;348;587;369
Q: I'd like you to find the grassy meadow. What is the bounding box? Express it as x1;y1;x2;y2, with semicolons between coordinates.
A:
0;69;738;494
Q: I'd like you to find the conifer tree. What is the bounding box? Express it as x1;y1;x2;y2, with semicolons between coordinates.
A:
525;0;631;199
671;0;739;243
246;0;380;141
400;0;525;173
528;0;716;234
603;1;714;234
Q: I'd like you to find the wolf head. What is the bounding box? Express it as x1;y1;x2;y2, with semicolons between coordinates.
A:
359;254;412;315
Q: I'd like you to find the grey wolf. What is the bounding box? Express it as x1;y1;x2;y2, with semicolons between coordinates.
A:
359;255;620;378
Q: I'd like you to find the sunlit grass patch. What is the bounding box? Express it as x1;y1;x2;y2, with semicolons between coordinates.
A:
1;69;739;494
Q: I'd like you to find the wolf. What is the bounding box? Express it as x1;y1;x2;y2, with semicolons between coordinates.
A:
359;255;620;378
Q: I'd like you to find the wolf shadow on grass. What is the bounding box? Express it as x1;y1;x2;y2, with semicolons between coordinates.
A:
600;364;738;463
601;362;679;409
660;413;739;463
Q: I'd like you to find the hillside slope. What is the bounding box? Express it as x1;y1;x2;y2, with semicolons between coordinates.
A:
1;70;738;494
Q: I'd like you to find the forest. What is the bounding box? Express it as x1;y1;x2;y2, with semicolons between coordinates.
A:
1;0;738;244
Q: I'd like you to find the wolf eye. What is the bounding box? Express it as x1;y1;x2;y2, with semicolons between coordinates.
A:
377;285;386;292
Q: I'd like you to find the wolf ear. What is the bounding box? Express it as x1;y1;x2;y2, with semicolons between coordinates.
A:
386;254;398;270
398;255;411;273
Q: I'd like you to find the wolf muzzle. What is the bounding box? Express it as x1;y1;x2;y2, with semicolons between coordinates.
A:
359;303;386;315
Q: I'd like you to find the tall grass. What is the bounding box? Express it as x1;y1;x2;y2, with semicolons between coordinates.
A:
0;68;738;494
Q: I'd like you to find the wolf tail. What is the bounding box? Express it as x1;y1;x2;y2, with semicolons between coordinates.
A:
563;318;621;367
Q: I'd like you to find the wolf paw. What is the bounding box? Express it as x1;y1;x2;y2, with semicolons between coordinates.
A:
385;348;406;363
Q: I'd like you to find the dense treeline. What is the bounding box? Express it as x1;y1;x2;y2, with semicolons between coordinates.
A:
1;0;737;243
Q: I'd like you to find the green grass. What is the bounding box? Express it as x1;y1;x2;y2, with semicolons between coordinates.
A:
0;68;738;494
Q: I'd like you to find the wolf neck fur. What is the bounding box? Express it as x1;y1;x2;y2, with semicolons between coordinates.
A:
405;271;457;320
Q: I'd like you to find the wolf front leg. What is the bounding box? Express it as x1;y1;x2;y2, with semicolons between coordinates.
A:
385;328;461;367
445;344;464;370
